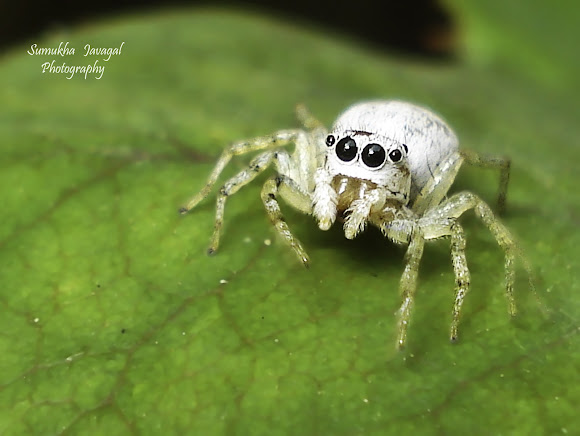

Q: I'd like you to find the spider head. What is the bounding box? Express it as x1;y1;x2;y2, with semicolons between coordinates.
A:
324;131;411;209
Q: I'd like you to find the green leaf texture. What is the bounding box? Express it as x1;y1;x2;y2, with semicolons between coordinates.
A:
0;2;578;435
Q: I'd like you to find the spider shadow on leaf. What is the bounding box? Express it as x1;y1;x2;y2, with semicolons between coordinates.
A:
293;209;451;283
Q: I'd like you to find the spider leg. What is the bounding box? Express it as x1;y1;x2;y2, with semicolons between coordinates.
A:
460;149;511;214
385;212;474;344
179;129;304;214
423;191;535;321
449;222;470;342
207;151;276;254
411;149;511;216
411;151;463;216
295;104;324;130
261;176;311;267
396;227;425;349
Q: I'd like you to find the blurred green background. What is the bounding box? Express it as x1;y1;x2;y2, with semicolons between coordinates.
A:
0;1;578;435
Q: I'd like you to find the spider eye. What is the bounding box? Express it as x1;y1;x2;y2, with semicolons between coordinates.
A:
402;144;408;154
361;143;386;168
325;135;336;147
388;148;403;163
335;136;358;162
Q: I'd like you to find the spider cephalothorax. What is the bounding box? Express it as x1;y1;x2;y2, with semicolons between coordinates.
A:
314;129;411;239
180;100;533;349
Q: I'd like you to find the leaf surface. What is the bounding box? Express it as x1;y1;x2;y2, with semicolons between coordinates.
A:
0;3;578;435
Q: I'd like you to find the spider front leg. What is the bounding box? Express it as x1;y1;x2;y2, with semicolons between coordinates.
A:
407;216;473;343
261;176;311;267
206;151;276;254
423;191;536;339
449;222;470;342
396;227;425;349
179;129;303;214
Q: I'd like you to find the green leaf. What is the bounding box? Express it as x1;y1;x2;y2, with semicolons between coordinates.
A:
0;3;578;435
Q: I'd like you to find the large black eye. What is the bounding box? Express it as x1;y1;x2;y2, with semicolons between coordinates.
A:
325;135;335;147
389;148;403;163
361;143;386;168
336;136;358;162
